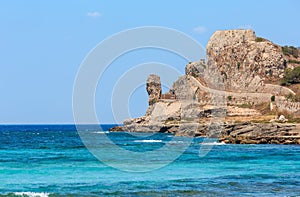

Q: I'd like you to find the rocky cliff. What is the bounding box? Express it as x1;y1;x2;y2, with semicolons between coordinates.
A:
207;30;285;91
110;29;300;144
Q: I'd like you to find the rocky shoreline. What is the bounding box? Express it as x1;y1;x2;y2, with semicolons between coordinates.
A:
110;122;300;145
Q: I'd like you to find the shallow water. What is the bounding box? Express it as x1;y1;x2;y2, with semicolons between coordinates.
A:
0;125;299;196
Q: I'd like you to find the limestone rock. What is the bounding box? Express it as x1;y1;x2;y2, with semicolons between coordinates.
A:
146;74;162;105
206;29;286;92
148;101;181;124
218;123;300;144
278;115;288;122
226;106;261;116
109;126;124;132
185;60;206;78
169;75;200;100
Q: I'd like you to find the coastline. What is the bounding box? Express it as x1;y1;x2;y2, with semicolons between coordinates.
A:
110;122;300;145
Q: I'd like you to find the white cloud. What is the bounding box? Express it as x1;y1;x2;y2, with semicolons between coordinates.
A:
87;12;101;18
193;26;207;34
237;25;253;30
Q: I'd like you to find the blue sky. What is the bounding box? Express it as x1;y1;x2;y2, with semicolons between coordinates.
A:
0;0;299;124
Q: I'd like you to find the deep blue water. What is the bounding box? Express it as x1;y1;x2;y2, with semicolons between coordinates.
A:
0;125;299;196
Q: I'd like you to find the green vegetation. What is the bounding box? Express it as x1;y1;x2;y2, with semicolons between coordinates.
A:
238;103;252;108
237;62;240;70
283;59;287;68
271;95;275;102
285;93;300;102
282;46;299;58
255;37;266;42
227;96;232;101
287;117;300;123
288;59;300;65
281;67;300;86
193;94;197;100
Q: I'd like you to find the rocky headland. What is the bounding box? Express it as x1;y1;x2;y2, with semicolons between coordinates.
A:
110;29;300;144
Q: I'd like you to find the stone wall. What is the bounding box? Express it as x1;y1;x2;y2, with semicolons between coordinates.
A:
276;99;300;113
261;84;295;96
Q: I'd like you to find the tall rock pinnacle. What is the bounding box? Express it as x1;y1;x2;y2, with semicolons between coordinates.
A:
146;74;162;106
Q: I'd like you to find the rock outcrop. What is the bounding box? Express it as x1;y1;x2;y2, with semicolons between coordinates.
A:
185;59;206;79
110;29;300;144
146;74;161;105
218;123;300;144
111;121;300;145
145;74;162;116
206;30;286;92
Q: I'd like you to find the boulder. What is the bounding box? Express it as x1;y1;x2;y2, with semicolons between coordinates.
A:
109;126;124;132
278;115;288;122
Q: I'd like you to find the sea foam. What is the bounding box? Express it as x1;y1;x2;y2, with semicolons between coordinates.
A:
92;131;109;134
200;141;226;145
13;192;50;197
134;139;163;143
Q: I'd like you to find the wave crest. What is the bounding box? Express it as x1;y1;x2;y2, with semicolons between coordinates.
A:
13;192;50;197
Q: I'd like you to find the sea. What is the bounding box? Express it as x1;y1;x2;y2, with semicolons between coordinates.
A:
0;125;299;197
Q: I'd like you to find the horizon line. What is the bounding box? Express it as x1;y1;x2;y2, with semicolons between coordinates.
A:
0;123;122;125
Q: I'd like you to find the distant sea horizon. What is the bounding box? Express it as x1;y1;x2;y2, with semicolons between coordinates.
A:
0;123;122;125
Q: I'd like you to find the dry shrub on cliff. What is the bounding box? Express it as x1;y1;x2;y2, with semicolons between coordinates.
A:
255;37;267;42
282;46;299;58
281;67;300;86
288;59;300;65
285;93;300;102
255;102;275;115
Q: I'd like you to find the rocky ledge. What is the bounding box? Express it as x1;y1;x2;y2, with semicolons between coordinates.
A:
110;122;300;145
218;122;300;144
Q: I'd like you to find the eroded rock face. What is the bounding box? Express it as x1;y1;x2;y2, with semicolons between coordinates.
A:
169;75;200;100
185;60;206;78
218;123;300;144
206;29;286;92
146;74;162;105
149;101;181;123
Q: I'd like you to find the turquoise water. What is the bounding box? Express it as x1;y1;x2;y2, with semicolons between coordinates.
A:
0;125;299;196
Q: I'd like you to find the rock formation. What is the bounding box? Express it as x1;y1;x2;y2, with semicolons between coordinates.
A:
145;74;162;116
146;74;161;105
218;122;300;144
110;29;300;144
206;30;286;92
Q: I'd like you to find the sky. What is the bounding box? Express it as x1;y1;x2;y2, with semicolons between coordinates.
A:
0;0;299;124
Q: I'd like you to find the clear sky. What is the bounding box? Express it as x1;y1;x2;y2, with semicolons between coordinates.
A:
1;0;299;124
